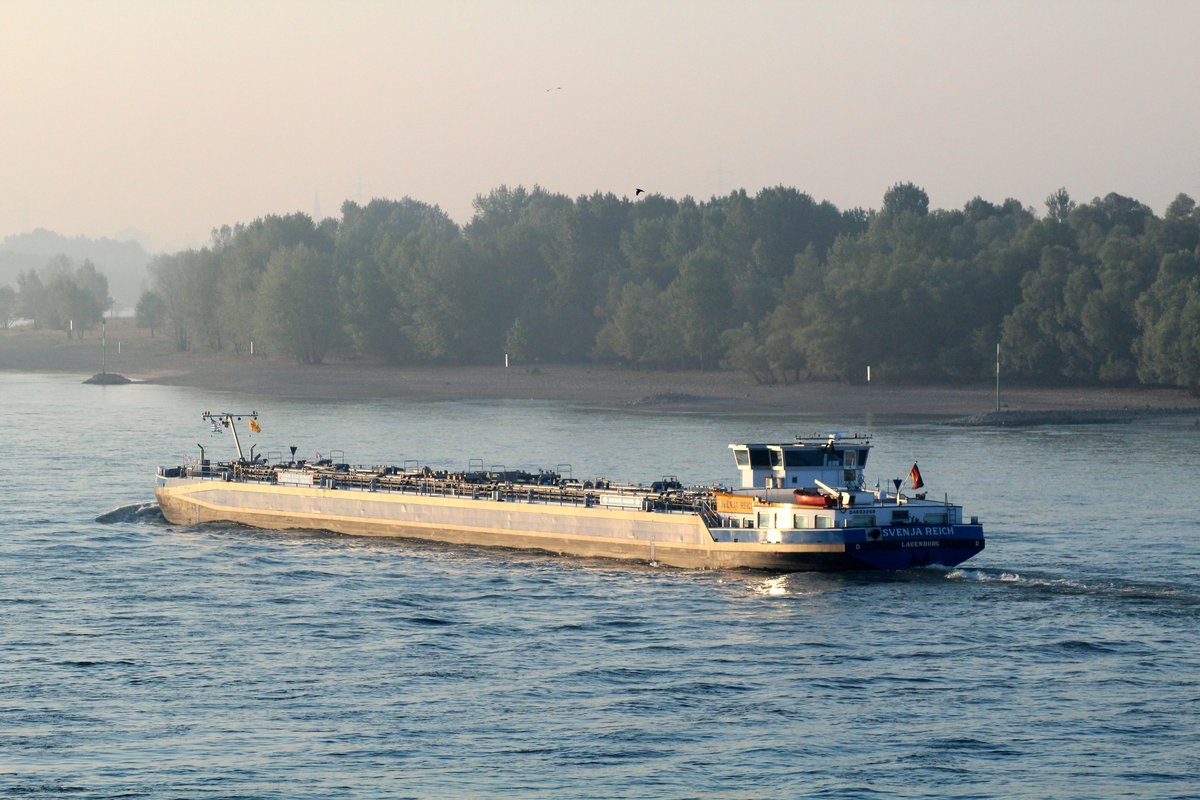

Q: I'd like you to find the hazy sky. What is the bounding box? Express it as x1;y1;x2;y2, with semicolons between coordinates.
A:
3;0;1199;252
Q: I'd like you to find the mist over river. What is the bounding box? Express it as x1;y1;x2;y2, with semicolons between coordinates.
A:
2;372;1197;798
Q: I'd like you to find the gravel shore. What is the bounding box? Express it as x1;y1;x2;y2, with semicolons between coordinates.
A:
4;323;1198;418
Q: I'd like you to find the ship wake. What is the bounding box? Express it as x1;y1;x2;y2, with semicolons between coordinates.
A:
96;502;165;523
947;568;1200;610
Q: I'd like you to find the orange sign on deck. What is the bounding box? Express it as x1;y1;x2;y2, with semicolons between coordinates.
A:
714;492;755;514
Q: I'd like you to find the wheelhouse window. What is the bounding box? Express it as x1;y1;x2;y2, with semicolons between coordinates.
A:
784;449;824;467
748;449;772;468
733;448;749;467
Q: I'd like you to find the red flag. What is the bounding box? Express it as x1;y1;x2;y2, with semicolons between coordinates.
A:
909;463;924;490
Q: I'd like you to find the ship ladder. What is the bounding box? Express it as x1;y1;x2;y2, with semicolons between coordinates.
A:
696;499;721;531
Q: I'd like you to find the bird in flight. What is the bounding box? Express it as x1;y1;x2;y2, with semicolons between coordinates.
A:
635;188;645;195
546;86;562;92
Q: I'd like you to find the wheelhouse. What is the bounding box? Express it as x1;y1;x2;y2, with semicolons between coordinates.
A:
729;432;871;490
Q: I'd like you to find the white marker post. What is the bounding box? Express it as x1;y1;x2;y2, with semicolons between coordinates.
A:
995;343;1001;413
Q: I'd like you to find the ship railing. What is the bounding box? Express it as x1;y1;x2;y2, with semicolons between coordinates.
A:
173;463;229;480
255;464;706;513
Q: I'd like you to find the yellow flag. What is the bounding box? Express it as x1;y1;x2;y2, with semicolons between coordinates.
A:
249;418;262;433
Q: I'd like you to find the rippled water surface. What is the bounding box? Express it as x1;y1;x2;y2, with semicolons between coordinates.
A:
2;372;1198;798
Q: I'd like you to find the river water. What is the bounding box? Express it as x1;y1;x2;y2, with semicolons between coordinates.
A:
1;372;1197;799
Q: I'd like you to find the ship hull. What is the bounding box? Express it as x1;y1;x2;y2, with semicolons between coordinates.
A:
155;477;984;572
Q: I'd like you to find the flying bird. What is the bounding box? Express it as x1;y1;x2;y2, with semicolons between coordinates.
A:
635;188;645;195
545;86;562;92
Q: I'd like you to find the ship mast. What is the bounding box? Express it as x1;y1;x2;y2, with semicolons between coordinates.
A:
202;411;258;462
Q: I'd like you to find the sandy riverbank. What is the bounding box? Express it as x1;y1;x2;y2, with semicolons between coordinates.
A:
3;323;1198;417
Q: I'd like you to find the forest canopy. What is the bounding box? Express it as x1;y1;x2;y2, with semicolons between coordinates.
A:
122;183;1200;389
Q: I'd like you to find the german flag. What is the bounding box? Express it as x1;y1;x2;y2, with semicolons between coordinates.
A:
909;463;924;490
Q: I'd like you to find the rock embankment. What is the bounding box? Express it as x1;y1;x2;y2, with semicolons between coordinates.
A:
950;408;1200;426
82;372;133;385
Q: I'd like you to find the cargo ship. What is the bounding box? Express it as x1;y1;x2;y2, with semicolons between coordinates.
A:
154;412;985;571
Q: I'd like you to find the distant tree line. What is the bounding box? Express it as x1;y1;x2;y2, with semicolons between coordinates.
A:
131;183;1200;390
1;229;149;311
5;256;113;335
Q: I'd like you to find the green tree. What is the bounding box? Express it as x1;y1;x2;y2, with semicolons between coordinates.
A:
135;290;166;337
539;192;630;360
336;198;457;361
504;317;535;363
0;285;16;329
388;220;475;362
21;256;110;336
15;270;46;326
1134;251;1200;389
73;259;113;316
720;322;776;384
592;281;682;367
882;182;930;218
1045;187;1075;223
255;244;343;364
148;254;194;351
1001;245;1090;380
1149;193;1200;256
213;213;332;354
664;249;731;369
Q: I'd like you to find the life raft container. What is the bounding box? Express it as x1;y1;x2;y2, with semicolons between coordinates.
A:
793;489;836;508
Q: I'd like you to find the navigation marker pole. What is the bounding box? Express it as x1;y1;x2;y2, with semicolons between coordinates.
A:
995;342;1001;413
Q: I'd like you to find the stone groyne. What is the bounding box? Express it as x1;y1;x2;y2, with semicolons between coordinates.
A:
950;408;1200;427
